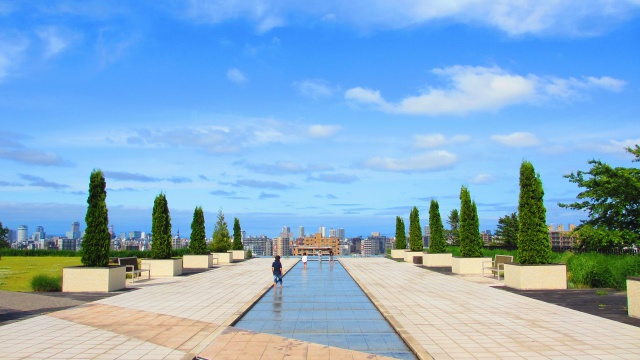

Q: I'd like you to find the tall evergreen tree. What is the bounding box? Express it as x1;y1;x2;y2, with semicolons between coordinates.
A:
494;212;519;246
518;161;551;264
151;193;172;259
210;209;231;253
395;216;407;249
189;206;206;255
82;169;110;267
409;206;423;251
459;186;483;257
446;209;460;245
232;217;243;250
0;222;10;248
428;200;447;253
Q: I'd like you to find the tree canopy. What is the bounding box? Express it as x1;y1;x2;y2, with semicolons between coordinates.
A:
82;169;110;267
494;212;519;247
559;145;640;249
395;216;407;250
189;206;206;255
151;193;172;259
518;161;551;264
409;206;423;251
428;199;447;254
210;209;231;253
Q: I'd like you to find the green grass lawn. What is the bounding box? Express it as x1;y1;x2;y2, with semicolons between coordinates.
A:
0;257;82;292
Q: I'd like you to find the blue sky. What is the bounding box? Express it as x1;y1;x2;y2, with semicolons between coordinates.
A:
1;0;639;239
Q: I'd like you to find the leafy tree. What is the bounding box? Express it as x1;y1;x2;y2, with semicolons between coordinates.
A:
0;222;10;248
518;161;551;264
189;206;206;255
494;212;519;247
151;193;172;259
210;209;231;253
559;145;640;249
428;200;447;253
446;209;460;245
82;169;111;267
409;206;423;251
232;217;243;250
459;186;483;257
395;216;407;250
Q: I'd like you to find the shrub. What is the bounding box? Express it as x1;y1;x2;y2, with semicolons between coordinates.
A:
247;249;252;259
31;274;62;292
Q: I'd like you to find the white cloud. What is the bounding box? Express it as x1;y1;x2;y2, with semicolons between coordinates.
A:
364;150;457;172
0;34;29;82
293;79;335;99
35;26;79;58
181;1;640;36
227;68;248;84
491;132;541;147
597;138;640;153
308;125;341;138
345;65;625;116
414;133;471;148
469;173;494;184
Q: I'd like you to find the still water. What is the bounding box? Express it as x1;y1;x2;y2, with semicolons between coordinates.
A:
234;259;416;359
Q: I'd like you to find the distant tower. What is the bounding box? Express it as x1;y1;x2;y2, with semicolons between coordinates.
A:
17;225;28;242
70;221;81;239
109;224;114;239
319;226;326;237
298;226;304;238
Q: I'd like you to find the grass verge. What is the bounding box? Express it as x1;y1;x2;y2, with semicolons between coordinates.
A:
0;257;82;292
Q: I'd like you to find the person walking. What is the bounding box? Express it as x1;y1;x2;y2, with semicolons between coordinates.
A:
302;252;308;269
272;255;283;289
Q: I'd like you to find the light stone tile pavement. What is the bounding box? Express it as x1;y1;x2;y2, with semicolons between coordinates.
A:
340;258;640;360
1;257;639;359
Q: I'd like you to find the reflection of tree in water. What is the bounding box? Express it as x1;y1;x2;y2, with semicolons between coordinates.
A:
272;289;283;318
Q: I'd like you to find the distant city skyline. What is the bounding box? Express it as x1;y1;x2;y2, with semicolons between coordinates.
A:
1;1;638;240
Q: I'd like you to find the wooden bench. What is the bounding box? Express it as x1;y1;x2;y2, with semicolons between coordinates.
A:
483;255;513;280
118;257;150;283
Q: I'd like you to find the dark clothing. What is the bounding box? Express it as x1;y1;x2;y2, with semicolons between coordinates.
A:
272;261;283;276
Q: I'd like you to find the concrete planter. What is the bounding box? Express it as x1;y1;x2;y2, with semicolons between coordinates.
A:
229;250;245;262
404;251;424;263
183;254;213;269
452;256;492;275
141;258;183;277
214;252;233;264
627;277;640;319
423;253;452;267
63;266;126;292
504;263;567;290
390;249;408;259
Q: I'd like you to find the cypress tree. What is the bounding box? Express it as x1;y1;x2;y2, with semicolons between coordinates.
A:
210;209;231;253
428;199;447;254
447;209;460;245
518;160;551;264
189;206;206;255
459;186;483;257
82;169;110;267
232;217;243;250
395;216;407;249
151;193;172;259
409;206;423;251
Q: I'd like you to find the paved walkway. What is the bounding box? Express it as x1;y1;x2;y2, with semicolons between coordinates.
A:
0;257;639;359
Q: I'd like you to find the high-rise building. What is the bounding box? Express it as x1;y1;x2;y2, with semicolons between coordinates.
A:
67;222;81;239
298;226;304;238
291;232;340;256
35;226;45;240
244;235;272;257
319;226;326;237
329;228;337;238
337;228;345;240
17;225;28;243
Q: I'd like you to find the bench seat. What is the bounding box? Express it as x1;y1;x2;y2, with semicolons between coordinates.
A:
118;257;150;283
483;255;514;280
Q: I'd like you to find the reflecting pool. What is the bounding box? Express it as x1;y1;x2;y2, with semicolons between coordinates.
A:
234;260;416;359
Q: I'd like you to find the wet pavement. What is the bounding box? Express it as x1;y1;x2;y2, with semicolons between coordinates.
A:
234;260;416;359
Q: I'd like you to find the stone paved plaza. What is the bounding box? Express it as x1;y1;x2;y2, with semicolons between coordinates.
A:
0;257;639;359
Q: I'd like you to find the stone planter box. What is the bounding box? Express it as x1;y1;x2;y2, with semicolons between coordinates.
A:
229;250;245;262
627;277;640;319
63;266;126;292
404;251;424;263
141;258;183;277
504;263;567;290
214;252;233;264
183;254;213;269
423;253;452;267
390;249;408;259
452;256;491;275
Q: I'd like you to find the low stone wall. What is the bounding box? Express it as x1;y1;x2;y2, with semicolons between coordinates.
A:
141;258;183;277
229;250;245;261
423;253;452;267
452;256;491;275
183;254;213;269
403;251;424;263
215;252;233;264
62;266;126;292
627;277;640;319
390;249;407;259
504;263;567;290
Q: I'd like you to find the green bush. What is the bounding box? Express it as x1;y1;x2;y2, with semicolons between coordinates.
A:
31;274;62;292
247;249;252;259
566;252;640;290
